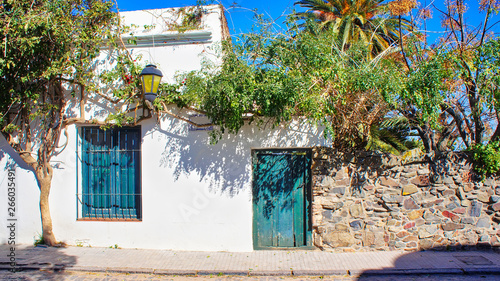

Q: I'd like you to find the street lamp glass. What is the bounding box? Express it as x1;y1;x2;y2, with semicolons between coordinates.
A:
140;64;163;102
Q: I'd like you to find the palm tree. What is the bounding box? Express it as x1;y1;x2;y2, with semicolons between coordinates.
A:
364;117;421;155
295;0;411;57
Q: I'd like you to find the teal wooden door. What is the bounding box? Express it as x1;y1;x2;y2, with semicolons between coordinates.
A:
252;149;312;249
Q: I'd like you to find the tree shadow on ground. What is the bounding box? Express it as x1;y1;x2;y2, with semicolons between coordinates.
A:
0;245;77;281
355;245;500;280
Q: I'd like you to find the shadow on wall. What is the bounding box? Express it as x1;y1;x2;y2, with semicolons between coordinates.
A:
153;115;327;198
0;245;77;280
355;245;500;280
0;135;36;175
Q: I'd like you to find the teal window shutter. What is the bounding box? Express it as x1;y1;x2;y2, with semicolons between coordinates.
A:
80;126;141;219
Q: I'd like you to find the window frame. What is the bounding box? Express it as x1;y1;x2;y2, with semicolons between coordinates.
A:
77;126;142;221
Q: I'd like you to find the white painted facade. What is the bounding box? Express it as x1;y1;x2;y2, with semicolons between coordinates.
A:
0;5;331;251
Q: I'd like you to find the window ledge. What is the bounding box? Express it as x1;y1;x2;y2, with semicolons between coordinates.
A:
77;218;142;222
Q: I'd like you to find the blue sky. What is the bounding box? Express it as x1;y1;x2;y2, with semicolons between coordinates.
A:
115;0;499;44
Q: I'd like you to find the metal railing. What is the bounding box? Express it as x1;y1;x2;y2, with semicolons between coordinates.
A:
77;193;142;220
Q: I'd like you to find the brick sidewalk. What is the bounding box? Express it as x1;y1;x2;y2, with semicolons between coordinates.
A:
1;245;499;276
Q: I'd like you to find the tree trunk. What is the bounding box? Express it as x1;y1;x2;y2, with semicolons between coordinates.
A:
37;169;57;246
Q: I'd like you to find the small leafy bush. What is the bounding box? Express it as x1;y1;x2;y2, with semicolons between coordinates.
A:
470;141;500;177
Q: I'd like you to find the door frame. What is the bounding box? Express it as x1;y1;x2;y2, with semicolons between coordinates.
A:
251;148;314;250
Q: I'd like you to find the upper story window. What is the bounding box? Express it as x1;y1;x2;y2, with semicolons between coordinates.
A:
78;126;142;220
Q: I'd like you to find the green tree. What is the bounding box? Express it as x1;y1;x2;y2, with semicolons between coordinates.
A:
0;0;145;246
386;0;500;154
177;18;404;149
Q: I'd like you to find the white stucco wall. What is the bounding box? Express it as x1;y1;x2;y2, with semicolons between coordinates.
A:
46;115;330;251
119;5;225;84
0;5;332;251
0;138;42;246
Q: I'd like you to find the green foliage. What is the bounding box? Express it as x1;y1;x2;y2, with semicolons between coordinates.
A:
365;117;421;155
477;38;500;111
166;1;213;33
295;0;412;57
34;233;45;246
180;16;405;147
470;141;500;178
396;49;451;127
0;0;119;136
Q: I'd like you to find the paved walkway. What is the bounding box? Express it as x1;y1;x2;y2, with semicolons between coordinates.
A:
1;245;499;277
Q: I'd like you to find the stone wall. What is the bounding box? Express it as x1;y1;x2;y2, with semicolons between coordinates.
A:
311;147;500;252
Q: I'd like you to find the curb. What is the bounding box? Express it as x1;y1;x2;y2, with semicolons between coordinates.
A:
2;263;500;277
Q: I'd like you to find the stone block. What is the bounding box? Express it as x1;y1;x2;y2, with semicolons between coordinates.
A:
459;229;479;245
321;176;335;188
402;184;419;196
404;222;416;229
396;231;409;238
417;168;430;175
351;187;366;198
443;189;456;197
490;236;500;247
395;241;406;248
484;177;496;187
443;176;455;185
323;231;357;247
335;179;351;187
350;203;365;218
411;175;430;187
492;202;500;211
461;217;475;225
335;224;349;231
322;210;333;220
441;211;460;222
442;222;465;231
388;226;401;233
362;231;374;246
382;155;400;167
476;217;491;228
402;170;417;178
446;201;460;210
321;198;344;210
419;239;434;250
329;187;346;195
418;225;438;238
406;241;417;248
349;220;364;231
334;167;348;180
362;183;375;191
403;235;418;242
477;192;490;203
452;207;466;214
456;187;466;200
331;216;343;224
463;183;474;192
403;198;420;210
382;195;404;204
468;201;483;217
480;235;490;242
379;177;399;187
415;218;426;226
408;209;424;220
461;199;470;207
423;211;442;224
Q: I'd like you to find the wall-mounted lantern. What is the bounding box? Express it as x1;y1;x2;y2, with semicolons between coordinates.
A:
139;64;163;102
